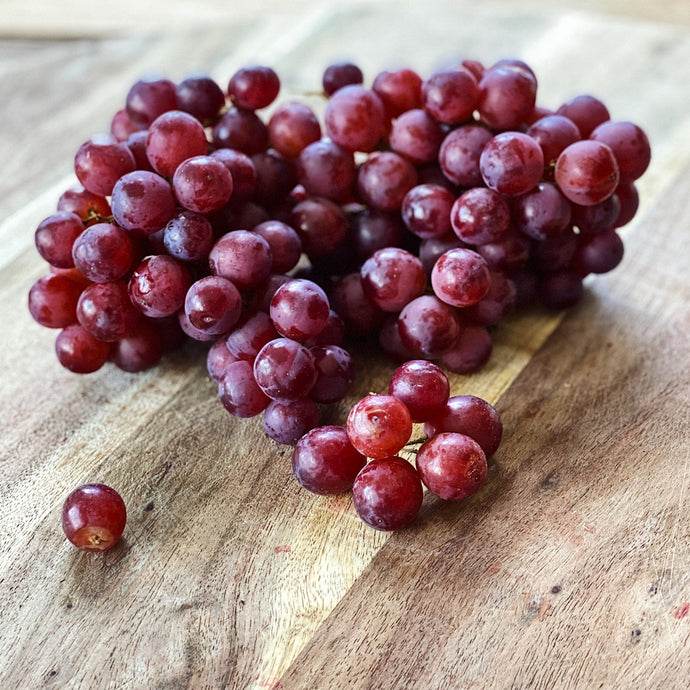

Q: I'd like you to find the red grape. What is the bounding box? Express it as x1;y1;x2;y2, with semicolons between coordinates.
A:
35;211;86;269
253;338;317;401
346;394;412;459
431;248;491;308
228;66;280;110
62;484;127;551
388;360;450;422
292;425;366;494
322;62;364;96
398;295;460;358
263;398;319;446
352;456;423;531
55;324;111;373
555;140;620;206
218;359;271;418
269;279;330;341
416;433;487;500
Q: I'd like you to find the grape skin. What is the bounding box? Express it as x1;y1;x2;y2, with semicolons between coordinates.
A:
352;457;423;531
346;394;412;460
62;484;127;552
292;425;366;494
416;433;487;501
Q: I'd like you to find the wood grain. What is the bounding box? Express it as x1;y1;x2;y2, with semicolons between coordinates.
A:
0;1;689;689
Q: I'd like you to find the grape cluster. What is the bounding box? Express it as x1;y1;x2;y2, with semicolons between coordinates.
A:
293;360;502;531
27;59;650;538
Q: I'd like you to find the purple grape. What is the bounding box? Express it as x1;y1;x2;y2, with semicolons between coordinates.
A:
253;338;317;401
218;360;271;418
263;398;319;445
292;425;366;495
209;231;273;291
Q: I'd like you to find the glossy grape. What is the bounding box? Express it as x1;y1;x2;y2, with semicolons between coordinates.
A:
77;280;141;341
55;324;111;373
268;101;321;158
225;311;278;361
128;255;191;318
555;140;619;206
480;131;544;196
218;359;271;418
478;62;537;130
416;433;487;500
556;94;609;138
173;155;233;214
62;484;127;552
589;120;651;184
263;398;319;446
207;338;238;382
346;394;412;459
397;295;460;358
422;69;479;124
74;135;136;197
145;110;208;178
175;76;225;122
269;279;330;341
431;248;491;308
308;345;356;404
71;222;135;283
292;425;366;494
439;124;493;188
253;338;317;401
389;109;445;164
388;359;450;422
184;276;242;336
126;78;178;127
512;182;572;241
450;187;510;246
209;231;273;291
401;184;455;240
352;457;423;531
111;171;176;234
357;151;418;212
29;274;83;329
290;197;348;258
297;139;356;202
324;85;386;153
360;247;426;312
210;148;257;200
228;66;280;110
372;68;422;117
163;211;214;262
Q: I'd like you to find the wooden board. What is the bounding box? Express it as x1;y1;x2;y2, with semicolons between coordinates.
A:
1;1;689;688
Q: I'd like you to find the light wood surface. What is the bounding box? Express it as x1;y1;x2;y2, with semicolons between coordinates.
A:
1;1;688;688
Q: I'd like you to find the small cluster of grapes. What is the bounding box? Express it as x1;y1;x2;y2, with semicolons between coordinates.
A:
27;58;650;546
293;360;502;531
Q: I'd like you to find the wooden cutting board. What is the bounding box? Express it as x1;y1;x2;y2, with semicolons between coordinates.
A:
1;2;689;688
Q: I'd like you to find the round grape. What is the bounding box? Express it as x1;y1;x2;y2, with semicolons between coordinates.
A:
416;433;487;500
62;484;127;552
352;457;423;531
346;394;412;460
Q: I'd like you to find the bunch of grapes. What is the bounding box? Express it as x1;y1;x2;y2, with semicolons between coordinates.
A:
294;360;503;531
26;59;650;543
